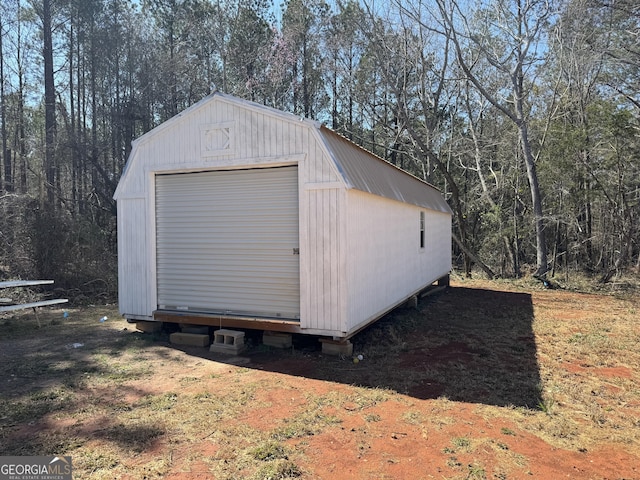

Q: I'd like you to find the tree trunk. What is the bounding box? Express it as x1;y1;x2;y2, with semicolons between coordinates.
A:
0;18;9;192
518;121;548;275
452;232;496;279
434;0;549;277
43;0;57;207
17;15;27;193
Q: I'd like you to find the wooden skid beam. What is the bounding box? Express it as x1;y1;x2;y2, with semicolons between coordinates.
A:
154;310;303;334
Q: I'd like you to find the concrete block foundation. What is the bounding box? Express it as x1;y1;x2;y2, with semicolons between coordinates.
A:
180;324;209;335
169;332;210;347
210;329;246;354
320;338;353;356
263;331;293;349
136;321;162;333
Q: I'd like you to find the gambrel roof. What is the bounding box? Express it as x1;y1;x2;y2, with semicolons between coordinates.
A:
115;92;452;215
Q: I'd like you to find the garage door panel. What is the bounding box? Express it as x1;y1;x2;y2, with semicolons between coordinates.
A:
156;167;300;318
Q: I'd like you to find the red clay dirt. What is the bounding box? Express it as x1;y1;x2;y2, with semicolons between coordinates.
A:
1;278;639;479
118;281;640;478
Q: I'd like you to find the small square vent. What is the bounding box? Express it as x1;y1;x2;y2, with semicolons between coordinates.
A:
201;122;234;156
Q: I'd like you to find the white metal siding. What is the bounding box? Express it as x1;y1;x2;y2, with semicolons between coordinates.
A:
345;190;451;332
155;166;300;319
300;185;345;333
117;198;152;318
115;93;452;336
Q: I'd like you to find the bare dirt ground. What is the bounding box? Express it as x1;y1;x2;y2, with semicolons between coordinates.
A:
1;277;639;479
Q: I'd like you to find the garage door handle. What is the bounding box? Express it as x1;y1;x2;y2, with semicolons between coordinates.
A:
293;248;300;255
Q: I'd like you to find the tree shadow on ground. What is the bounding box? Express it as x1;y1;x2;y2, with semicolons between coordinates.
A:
0;307;164;455
0;285;541;460
225;285;541;408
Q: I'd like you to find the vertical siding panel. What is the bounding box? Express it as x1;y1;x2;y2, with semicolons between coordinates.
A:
215;99;222;124
326;189;333;330
323;143;331;182
338;188;348;332
248;110;255;157
277;120;283;157
330;188;339;330
255;111;261;157
239;102;245;151
118;198;149;317
325;190;332;330
172;118;179;163
296;125;304;161
319;188;327;328
298;147;309;329
150;141;157;170
305;190;313;328
309;190;318;328
188;115;196;163
270;116;278;157
257;111;262;157
322;189;331;330
315;190;323;330
298;143;345;333
237;108;246;158
251;111;258;157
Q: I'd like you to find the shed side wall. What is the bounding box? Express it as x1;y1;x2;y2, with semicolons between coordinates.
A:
345;190;451;332
117;198;152;318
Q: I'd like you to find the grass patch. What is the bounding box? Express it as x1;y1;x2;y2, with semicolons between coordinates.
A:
364;413;381;422
0;387;73;425
249;441;289;461
75;450;120;472
137;392;179;411
467;462;487;479
402;410;425;425
1;280;639;478
271;411;341;440
251;459;302;480
100;421;165;453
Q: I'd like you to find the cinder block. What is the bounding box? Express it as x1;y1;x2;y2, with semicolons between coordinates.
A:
181;325;209;335
170;332;210;347
263;331;293;349
210;329;246;354
136;321;162;333
406;295;418;308
320;338;353;356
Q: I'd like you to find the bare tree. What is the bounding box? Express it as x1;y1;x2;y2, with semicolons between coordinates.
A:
361;2;497;278
0;10;8;193
421;0;553;276
39;0;57;207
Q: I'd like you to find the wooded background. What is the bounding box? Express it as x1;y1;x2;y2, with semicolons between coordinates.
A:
0;0;638;299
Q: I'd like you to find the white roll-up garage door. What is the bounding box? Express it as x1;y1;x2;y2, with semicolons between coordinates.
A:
155;166;300;319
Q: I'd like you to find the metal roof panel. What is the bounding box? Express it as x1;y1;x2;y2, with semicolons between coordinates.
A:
319;126;452;214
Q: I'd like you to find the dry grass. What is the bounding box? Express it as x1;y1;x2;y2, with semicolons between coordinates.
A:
1;278;639;478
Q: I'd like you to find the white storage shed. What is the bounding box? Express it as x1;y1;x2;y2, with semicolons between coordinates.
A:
114;92;452;339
